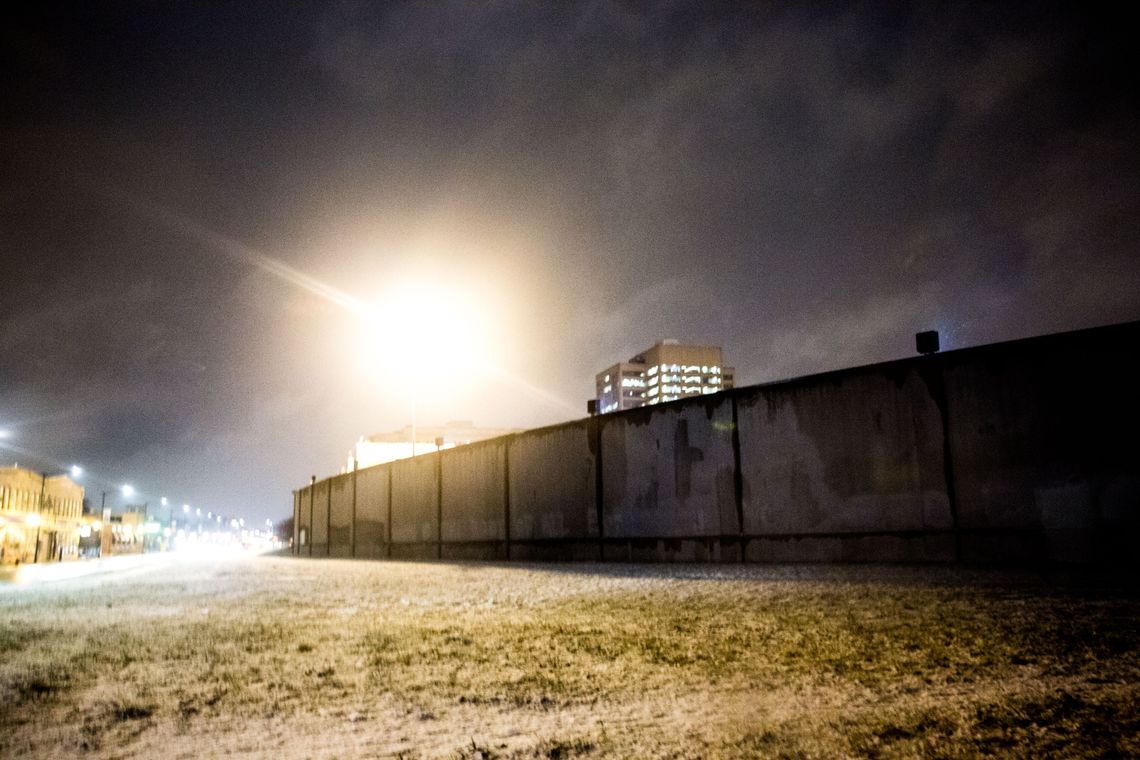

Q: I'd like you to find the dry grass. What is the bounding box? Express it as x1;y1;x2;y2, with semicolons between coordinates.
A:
1;556;1137;758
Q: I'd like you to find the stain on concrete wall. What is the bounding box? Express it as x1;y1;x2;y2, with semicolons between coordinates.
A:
601;397;737;538
509;421;597;540
736;363;951;538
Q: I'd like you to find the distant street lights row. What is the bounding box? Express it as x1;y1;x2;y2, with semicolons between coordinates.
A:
66;466;239;529
2;433;270;563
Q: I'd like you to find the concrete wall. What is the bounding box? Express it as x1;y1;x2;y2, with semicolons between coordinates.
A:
354;465;388;558
942;325;1140;564
736;361;954;562
508;421;599;560
292;489;303;550
294;321;1140;566
601;396;739;561
389;453;439;558
309;479;329;557
327;473;353;558
441;438;507;559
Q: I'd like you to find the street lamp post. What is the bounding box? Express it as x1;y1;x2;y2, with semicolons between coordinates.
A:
36;472;49;563
28;514;42;563
98;484;134;557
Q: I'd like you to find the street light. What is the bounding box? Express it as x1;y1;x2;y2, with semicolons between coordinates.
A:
101;484;134;514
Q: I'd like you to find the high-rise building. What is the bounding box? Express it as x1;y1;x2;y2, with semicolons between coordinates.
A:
594;340;734;414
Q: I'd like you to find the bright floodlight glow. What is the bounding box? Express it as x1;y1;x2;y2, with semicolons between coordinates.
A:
70;465;83;478
354;272;499;393
0;429;9;439
183;504;190;513
161;496;168;506
122;484;135;498
27;513;42;528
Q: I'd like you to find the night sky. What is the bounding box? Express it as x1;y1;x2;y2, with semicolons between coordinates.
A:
2;2;1137;527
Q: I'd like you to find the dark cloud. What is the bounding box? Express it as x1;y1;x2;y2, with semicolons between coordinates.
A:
1;1;1136;525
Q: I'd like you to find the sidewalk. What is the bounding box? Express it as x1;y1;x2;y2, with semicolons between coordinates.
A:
0;552;176;588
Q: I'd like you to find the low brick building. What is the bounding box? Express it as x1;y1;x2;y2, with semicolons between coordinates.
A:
0;466;84;564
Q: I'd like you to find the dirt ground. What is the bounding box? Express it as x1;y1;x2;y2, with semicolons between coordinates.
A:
1;554;1137;758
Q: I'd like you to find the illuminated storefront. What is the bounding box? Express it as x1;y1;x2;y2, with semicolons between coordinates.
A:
0;466;84;564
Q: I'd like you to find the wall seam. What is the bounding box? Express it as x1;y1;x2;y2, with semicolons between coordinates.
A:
351;460;358;558
730;393;746;563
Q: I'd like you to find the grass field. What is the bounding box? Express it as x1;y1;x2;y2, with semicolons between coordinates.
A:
1;554;1137;758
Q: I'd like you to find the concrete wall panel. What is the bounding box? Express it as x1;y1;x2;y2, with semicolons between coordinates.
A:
292;490;302;552
441;438;506;543
328;473;353;558
354;465;388;558
509;422;598;540
944;323;1140;563
297;486;315;552
737;364;951;537
601;396;737;538
310;479;329;554
390;454;439;545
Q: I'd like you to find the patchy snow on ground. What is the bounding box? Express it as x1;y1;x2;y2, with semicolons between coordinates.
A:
2;555;1137;758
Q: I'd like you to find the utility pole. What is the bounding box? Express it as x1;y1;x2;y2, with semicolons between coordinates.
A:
37;472;47;563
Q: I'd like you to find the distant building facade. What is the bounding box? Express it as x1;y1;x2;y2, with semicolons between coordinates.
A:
0;466;84;564
346;420;524;470
595;340;735;414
